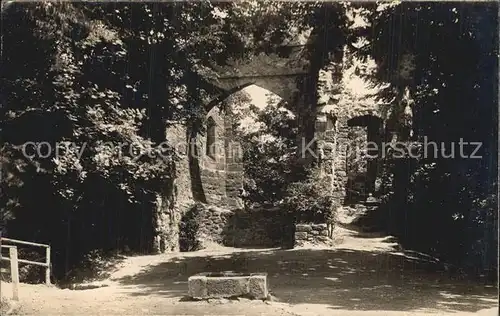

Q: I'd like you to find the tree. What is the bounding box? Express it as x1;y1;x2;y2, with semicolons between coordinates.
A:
0;0;322;278
234;97;299;207
350;2;498;274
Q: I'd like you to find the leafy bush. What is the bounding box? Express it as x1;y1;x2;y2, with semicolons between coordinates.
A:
232;95;299;208
232;93;335;224
179;204;201;252
17;249;46;284
284;167;337;223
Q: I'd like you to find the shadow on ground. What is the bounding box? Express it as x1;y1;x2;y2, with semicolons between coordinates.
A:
117;248;497;313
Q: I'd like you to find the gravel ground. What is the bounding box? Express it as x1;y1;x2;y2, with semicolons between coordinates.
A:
1;229;497;316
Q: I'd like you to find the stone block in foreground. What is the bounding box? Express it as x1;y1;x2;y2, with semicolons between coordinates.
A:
188;272;268;299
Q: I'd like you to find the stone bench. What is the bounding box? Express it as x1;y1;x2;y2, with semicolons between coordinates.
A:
188;272;268;299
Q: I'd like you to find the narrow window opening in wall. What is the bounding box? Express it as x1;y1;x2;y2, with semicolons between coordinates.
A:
316;114;330;133
326;115;337;131
316;121;327;133
206;117;216;159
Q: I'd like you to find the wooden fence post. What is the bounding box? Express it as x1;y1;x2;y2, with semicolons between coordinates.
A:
9;247;19;301
45;246;51;285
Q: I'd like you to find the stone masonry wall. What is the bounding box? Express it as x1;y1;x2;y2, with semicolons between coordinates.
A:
180;204;294;250
193;106;245;208
158;105;245;253
315;113;349;204
225;208;294;248
160;110;386;253
224;108;244;209
199;106;227;205
192;204;233;247
316;112;385;205
153;123;195;253
294;223;330;247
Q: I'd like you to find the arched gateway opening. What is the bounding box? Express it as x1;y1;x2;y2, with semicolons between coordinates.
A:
190;84;286;209
182;42;310;210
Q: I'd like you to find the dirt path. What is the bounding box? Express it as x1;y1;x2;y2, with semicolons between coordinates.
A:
1;230;497;316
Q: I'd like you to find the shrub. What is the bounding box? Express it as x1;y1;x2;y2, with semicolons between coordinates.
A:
179;204;201;252
284;167;336;223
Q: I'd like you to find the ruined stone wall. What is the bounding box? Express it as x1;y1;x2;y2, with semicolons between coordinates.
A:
153;123;195;253
156;105;246;252
198;106;227;205
333;122;350;202
180;204;294;250
187;204;234;248
191;106;245;209
294;223;330;247
224;208;294;248
224;108;244;209
315;113;349;204
159;107;386;253
316;111;385;206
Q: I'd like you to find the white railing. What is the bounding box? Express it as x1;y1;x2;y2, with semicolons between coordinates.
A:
0;237;51;301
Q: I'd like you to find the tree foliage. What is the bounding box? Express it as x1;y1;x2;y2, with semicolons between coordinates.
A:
0;0;318;278
235;98;300;207
350;2;498;273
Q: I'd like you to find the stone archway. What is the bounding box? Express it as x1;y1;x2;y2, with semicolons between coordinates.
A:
190;40;318;210
203;45;310;114
206;44;310;103
160;28;388;251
